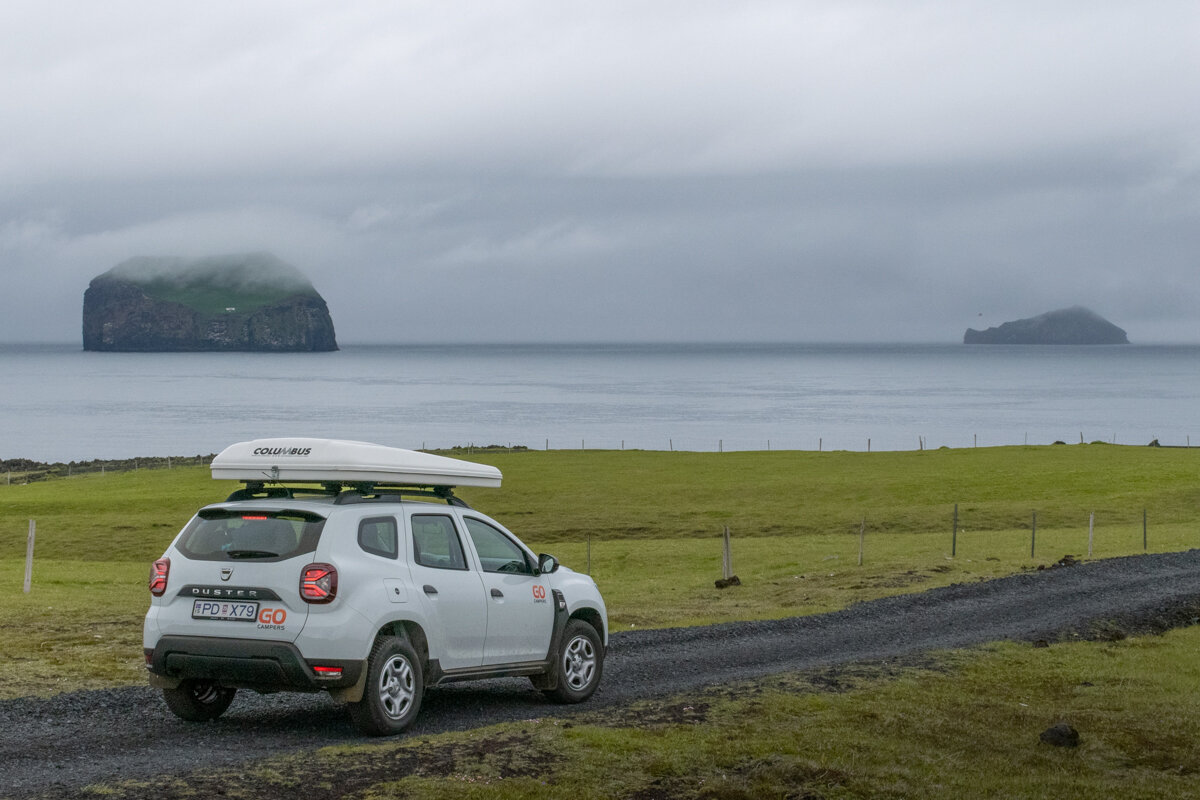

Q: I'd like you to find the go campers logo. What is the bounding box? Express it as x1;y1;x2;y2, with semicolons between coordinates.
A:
531;585;547;603
252;446;312;457
257;608;288;629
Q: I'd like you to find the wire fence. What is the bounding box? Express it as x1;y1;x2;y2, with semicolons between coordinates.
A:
4;431;1195;485
451;433;1194;454
2;455;215;485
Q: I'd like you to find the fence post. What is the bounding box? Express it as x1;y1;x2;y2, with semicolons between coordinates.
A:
858;518;865;566
952;504;958;557
24;520;36;593
721;526;733;580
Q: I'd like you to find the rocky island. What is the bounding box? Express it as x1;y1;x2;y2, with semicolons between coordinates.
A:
964;306;1128;345
82;253;337;352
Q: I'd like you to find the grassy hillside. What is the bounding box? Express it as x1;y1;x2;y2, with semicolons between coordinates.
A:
463;445;1200;542
4;444;1197;561
109;252;321;315
139;280;312;315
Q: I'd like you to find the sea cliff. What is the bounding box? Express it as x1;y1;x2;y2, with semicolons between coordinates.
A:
82;253;337;352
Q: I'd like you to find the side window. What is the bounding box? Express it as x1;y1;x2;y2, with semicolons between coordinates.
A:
411;515;468;570
358;516;398;559
464;517;533;575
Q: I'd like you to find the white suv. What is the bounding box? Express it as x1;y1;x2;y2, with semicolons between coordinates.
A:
143;438;608;735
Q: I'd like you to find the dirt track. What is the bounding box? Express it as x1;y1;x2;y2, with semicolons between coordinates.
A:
4;549;1200;798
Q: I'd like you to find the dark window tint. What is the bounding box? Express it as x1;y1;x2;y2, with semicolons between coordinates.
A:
358;516;398;559
463;517;532;574
411;515;468;570
177;509;326;561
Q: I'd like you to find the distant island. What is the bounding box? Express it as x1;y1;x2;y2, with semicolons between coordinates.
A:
964;307;1128;345
82;253;337;352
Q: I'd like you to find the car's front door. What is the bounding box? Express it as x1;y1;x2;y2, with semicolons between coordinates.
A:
460;515;554;666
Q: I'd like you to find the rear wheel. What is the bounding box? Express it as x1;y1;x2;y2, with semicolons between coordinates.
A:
349;636;424;736
543;619;603;703
162;680;237;722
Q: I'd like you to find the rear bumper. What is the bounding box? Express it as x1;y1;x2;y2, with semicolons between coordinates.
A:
146;635;362;692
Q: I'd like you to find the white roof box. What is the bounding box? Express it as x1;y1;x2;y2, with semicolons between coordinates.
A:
210;438;502;488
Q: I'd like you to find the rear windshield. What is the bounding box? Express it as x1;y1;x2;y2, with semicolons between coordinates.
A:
176;509;326;561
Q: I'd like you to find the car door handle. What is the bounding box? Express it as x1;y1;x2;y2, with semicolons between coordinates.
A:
423;584;438;595
490;588;504;598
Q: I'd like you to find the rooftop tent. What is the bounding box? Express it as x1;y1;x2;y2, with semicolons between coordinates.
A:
210;438;502;489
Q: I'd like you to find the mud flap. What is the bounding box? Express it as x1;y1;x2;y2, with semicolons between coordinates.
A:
328;667;369;703
530;590;570;690
147;672;181;690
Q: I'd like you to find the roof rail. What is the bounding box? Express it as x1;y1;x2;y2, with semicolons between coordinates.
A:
334;485;471;508
224;483;342;502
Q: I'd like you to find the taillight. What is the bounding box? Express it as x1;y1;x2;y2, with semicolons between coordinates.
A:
300;563;337;603
149;558;170;597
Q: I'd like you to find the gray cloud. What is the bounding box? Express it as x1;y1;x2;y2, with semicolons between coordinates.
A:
2;1;1199;343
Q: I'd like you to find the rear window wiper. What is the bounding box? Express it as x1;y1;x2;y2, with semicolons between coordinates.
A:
225;549;279;559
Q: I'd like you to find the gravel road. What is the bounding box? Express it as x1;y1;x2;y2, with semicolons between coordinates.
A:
4;549;1200;798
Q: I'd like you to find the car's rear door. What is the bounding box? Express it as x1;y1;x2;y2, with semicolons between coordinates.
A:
405;510;488;670
151;508;323;643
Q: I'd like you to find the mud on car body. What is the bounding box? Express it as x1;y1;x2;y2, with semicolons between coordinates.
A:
144;438;607;735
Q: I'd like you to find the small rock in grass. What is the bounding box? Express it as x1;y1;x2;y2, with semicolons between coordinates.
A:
1039;723;1080;747
714;575;741;589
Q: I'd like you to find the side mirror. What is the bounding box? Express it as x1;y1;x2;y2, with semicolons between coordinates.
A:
537;553;559;575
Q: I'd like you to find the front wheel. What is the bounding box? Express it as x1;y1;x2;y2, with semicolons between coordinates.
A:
162;680;237;722
543;619;603;704
349;636;424;736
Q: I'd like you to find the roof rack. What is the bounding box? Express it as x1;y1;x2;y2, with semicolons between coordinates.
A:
225;482;471;508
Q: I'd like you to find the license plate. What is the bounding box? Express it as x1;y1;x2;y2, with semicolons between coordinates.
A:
191;599;259;621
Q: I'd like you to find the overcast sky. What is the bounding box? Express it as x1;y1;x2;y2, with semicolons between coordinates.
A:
3;1;1198;343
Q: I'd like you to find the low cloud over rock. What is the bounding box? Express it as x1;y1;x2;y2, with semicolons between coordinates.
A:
82;253;337;352
964;307;1128;345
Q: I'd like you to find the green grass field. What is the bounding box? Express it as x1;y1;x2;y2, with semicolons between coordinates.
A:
5;445;1199;797
2;445;1198;698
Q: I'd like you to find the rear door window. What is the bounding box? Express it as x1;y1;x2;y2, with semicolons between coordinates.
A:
411;514;469;570
177;509;326;561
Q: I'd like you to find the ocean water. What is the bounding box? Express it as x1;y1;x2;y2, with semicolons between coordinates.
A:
1;342;1197;462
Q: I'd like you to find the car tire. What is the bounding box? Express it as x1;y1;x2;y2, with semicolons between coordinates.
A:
349;636;424;736
543;619;603;703
161;680;237;722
